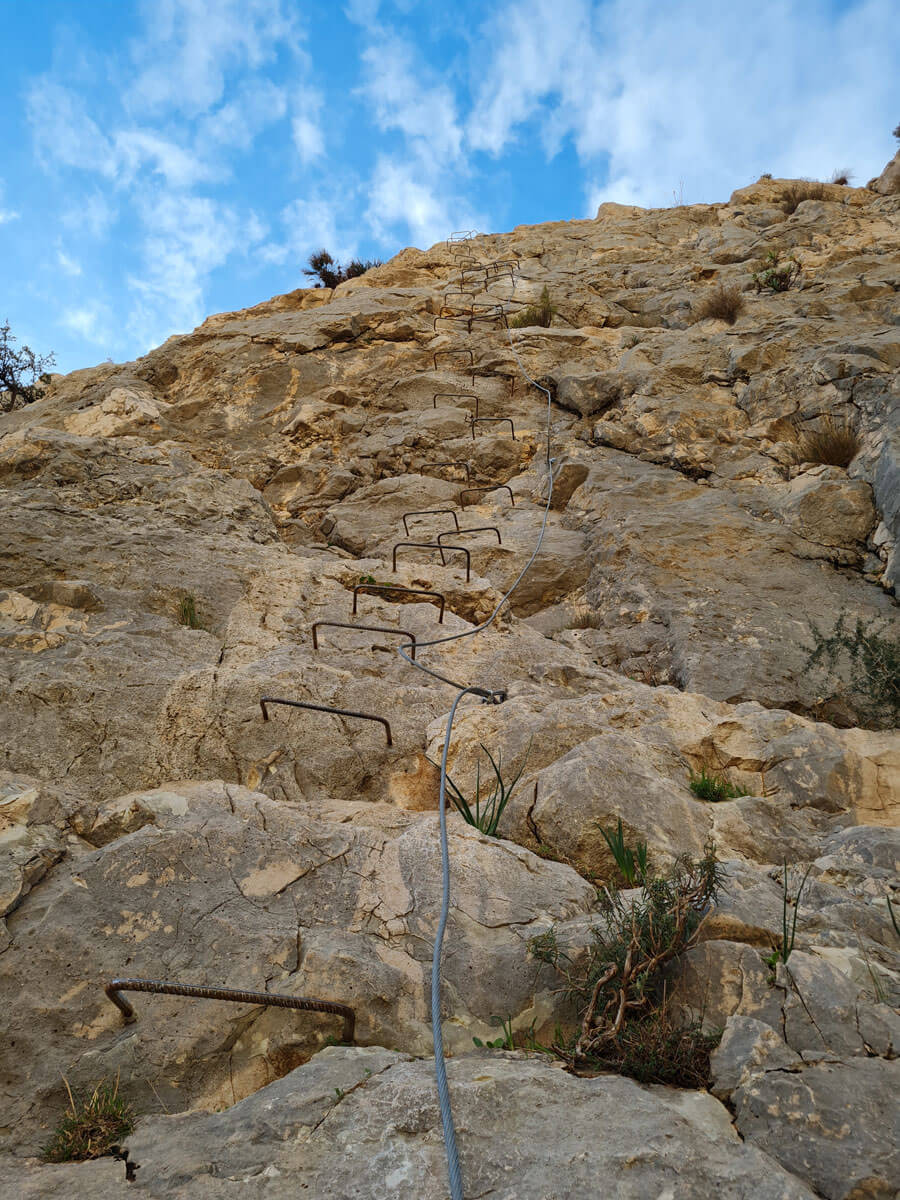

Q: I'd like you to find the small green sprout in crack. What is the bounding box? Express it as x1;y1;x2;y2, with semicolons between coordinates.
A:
436;741;531;838
473;1015;515;1050
688;767;749;803
600;817;649;887
765;860;814;971
177;594;208;630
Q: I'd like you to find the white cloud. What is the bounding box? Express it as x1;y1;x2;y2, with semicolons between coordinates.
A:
62;304;111;343
57;249;82;276
128;0;302;117
366;157;461;250
360;36;463;166
470;0;900;210
0;181;18;224
203;79;288;149
114;129;220;188
61;192;116;238
26;81;117;176
126;191;264;347
291;88;325;164
260;194;359;268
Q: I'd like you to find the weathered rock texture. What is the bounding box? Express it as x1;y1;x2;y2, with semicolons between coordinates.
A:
0;172;898;1198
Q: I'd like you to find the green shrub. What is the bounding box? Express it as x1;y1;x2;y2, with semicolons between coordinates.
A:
752;249;801;292
304;250;382;289
780;181;826;214
43;1078;135;1163
530;843;723;1083
688;767;749;803
509;286;555;329
785;414;859;468
804;612;900;728
442;743;529;837
692;284;744;325
600;817;649;885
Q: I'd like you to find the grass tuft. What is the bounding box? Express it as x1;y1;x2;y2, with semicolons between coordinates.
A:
178;594;206;630
780;181;826;214
43;1077;135;1163
785;414;860;468
600;817;649;886
688;767;749;803
692;284;744;325
442;742;530;837
509;286;555;329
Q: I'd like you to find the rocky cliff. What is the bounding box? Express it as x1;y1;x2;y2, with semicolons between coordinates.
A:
1;175;898;1198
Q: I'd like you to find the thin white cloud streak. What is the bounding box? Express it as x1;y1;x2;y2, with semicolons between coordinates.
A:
469;0;900;210
127;0;302;117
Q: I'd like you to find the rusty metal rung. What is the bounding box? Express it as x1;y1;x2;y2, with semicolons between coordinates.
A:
402;508;460;536
459;484;516;507
260;696;392;746
392;541;471;583
104;978;355;1043
311;621;417;659
352;584;445;623
437;525;502;546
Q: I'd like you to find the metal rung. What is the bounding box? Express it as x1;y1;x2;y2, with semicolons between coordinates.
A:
105;978;355;1043
392;541;471;582
311;621;416;660
471;416;516;440
352;584;445;623
260;696;392;746
459;485;516;507
402;508;461;536
437;525;502;546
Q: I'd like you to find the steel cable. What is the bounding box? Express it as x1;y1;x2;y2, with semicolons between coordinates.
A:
395;260;557;1198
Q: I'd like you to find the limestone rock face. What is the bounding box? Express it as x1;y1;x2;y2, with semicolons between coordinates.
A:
0;1048;820;1199
0;179;898;1197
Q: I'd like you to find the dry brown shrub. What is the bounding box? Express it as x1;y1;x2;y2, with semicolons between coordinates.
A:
693;284;744;325
780;181;827;214
785;415;860;467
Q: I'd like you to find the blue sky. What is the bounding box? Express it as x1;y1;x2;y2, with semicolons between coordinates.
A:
2;0;897;374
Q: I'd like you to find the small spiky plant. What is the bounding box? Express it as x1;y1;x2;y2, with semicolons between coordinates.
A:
43;1077;135;1163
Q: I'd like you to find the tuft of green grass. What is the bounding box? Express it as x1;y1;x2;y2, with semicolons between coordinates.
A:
599;817;649;886
765;861;813;969
688;767;750;803
442;742;530;837
178;594;206;630
509;286;555;329
752;249;801;293
42;1078;135;1163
